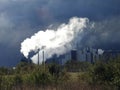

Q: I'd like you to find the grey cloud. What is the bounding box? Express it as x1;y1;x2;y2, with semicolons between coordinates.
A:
0;13;14;44
81;16;120;50
0;12;32;46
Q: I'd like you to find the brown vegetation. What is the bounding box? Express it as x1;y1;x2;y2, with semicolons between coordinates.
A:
0;57;120;90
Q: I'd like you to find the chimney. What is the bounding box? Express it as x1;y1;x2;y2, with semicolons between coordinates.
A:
38;49;40;65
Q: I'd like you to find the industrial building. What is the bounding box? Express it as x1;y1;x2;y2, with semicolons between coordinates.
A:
102;50;120;61
45;47;100;65
22;47;120;65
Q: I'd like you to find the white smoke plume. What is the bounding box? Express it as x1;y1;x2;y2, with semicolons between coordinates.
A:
20;17;91;64
98;49;104;55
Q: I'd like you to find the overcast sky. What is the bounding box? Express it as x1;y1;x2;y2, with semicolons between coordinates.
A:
0;0;120;66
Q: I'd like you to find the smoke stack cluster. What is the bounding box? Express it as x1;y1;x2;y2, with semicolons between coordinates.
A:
20;17;92;64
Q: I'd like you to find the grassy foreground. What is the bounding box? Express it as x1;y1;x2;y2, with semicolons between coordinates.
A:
0;58;120;90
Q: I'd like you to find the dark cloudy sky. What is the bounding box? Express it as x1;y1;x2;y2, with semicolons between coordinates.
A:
0;0;120;66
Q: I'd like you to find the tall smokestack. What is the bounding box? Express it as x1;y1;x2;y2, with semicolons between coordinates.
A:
43;50;44;64
42;50;45;70
38;49;40;65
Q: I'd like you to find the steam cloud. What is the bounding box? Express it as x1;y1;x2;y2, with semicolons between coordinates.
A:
98;49;104;55
20;17;92;64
